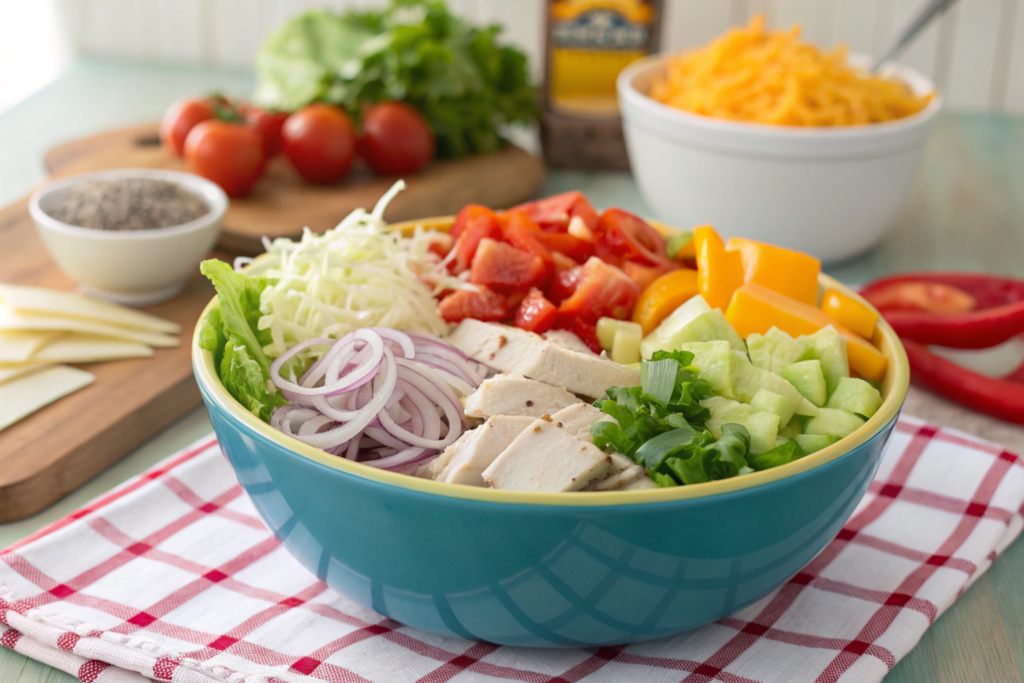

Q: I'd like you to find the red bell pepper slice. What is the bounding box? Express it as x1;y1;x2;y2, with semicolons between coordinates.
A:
862;273;1024;349
904;340;1024;425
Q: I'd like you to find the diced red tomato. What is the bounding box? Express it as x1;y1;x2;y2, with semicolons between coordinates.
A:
470;238;546;293
551;251;579;272
624;261;673;291
514;289;558;334
427;242;449;260
501;211;554;285
533;232;595;263
438;286;508;323
510;191;600;233
451;205;499;243
452;210;503;274
506;289;527;314
558;257;640;324
547;266;582;305
594;208;674;270
553;315;602;354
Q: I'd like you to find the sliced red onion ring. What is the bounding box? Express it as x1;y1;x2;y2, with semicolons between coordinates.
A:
289;346;397;449
297;415;335;436
408;332;469;359
268;328;483;468
370;328;415;359
364;426;409;450
271;330;383;397
367;447;436;470
378;363;463;450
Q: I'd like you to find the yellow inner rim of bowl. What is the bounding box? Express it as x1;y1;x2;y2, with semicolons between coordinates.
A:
194;216;910;507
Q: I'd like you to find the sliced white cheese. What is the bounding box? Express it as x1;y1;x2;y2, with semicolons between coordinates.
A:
32;334;154;363
0;284;180;334
0;364;50;387
0;330;59;362
0;307;178;348
0;365;94;431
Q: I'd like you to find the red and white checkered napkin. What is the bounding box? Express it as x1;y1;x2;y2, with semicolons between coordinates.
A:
2;416;1024;683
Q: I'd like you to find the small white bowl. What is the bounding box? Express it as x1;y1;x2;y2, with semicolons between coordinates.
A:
30;169;227;306
618;55;941;262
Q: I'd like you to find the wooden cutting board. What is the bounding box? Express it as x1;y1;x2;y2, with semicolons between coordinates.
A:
0;196;222;523
0;123;545;522
45;124;547;253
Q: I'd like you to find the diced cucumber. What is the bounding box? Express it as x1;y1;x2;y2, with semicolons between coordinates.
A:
797;398;820;417
803;408;865;439
702;395;747;419
735;412;780;455
611;322;643;365
665;310;745;353
783;360;828;407
794;434;840;454
779;417;804;439
747;327;806;375
733;360;806;416
678;341;740;399
797;326;849;397
750;388;795;426
597;317;620;351
776;435;790;444
641;303;745;358
702;397;779;454
641;295;711;359
826;377;883;418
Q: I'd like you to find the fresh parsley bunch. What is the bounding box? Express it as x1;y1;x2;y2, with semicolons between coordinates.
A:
254;0;539;159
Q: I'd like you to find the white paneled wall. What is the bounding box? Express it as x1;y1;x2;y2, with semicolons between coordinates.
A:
58;0;1024;112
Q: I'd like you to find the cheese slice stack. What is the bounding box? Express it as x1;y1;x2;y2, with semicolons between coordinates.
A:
0;284;181;431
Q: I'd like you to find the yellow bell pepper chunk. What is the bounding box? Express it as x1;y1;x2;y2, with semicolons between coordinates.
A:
694;226;744;311
632;267;700;336
726;282;888;381
668;231;695;261
725;237;821;306
820;287;879;339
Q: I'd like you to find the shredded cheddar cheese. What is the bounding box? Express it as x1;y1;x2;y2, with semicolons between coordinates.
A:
649;16;934;127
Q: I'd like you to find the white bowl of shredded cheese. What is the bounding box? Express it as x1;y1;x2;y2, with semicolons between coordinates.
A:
618;55;941;263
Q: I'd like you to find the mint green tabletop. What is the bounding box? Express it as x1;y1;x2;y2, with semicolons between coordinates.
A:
1;59;1023;682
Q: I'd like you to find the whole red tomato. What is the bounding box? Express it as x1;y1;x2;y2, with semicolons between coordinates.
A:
184;120;264;197
160;97;216;156
282;104;356;184
245;107;289;158
358;101;435;175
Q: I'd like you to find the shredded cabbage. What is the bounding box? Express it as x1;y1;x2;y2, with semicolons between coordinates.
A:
245;181;466;362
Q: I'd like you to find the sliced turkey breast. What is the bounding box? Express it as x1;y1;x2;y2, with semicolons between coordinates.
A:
447;320;639;399
462;372;581;419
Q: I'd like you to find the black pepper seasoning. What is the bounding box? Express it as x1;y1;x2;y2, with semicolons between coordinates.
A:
48;179;209;231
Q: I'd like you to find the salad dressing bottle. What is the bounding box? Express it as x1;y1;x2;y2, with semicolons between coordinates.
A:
541;0;663;169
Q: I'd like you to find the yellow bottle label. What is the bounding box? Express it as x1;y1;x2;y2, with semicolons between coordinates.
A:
548;0;656;117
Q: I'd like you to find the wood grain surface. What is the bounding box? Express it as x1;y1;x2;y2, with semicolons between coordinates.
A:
0;197;222;523
44;123;547;254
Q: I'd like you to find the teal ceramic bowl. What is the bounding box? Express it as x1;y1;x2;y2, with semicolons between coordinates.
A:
194;272;909;648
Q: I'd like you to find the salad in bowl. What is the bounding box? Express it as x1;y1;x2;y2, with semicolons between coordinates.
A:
193;183;908;645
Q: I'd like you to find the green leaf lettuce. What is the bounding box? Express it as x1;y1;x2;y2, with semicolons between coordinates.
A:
198;260;286;422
